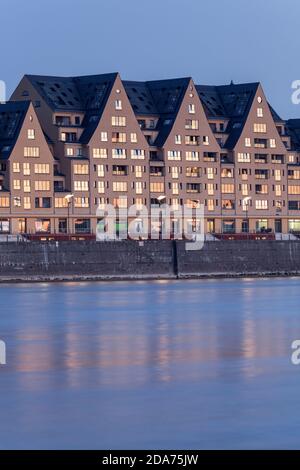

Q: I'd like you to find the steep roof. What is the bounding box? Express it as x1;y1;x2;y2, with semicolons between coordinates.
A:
196;82;260;149
0;101;31;159
24;73;118;112
286;119;300;150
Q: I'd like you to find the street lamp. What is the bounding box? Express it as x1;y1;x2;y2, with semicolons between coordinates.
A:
64;194;74;236
243;196;252;234
157;195;166;239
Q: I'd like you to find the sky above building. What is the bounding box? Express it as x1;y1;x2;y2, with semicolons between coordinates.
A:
1;0;300;118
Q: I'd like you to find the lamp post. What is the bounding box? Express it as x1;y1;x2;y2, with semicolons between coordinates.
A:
64;194;74;238
157;195;166;239
243;196;252;235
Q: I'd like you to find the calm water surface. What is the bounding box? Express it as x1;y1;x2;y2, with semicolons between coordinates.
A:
0;278;300;449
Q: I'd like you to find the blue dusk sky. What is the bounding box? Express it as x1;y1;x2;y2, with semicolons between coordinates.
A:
1;0;300;118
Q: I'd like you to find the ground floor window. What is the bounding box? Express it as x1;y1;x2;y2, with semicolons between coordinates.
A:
256;219;268;233
58;218;67;234
275;219;282;233
0;218;9;233
75;219;91;234
35;219;51;233
207;219;215;233
18;218;26;233
289;219;300;232
222;220;235;233
115;220;128;237
241;219;249;233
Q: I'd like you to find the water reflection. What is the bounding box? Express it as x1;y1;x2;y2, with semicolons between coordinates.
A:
0;278;300;449
0;278;299;389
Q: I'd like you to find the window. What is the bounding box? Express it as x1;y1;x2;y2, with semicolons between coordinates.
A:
222;199;235;210
35;219;51;233
186;167;200;178
74;164;89;175
175;134;181;144
207;183;214;195
111;116;126;126
185;135;199;146
221;184;235;194
186;183;201;193
34;164;49;174
203;136;209;145
207;168;214;179
23;180;31;192
150;182;164;193
288;169;300;180
98;181;105;193
55;197;68;208
130;133;137;143
24;147;39;157
13;179;21;190
93;148;107;158
113;181;127;192
288;185;300;195
97;165;104;177
115;100;122;110
0;219;9;233
66;147;74;156
289;220;300;232
171;182;179;195
255;169;269;179
275;185;282;196
167;150;181;160
35;197;51;209
135;181;143;194
270;139;276;148
12;162;20;173
0;197;10;208
35;180;50;191
275;169;281;181
241;184;248;196
288;154;295;163
253;123;267;133
74;181;89;191
27;129;35;139
255;200;268;210
131;149;145;159
185;119;198;130
245;137;251;147
112;148;126;159
185;151;199;161
74;198;89;208
113;198;128;209
188;104;195;114
135;166;143;178
24;197;31;209
257;108;263;117
171;167;179;179
112;132;126;143
255;184;268;194
101;132;108;141
23;163;31;175
221;168;234;178
207;199;214;211
237;152;251;163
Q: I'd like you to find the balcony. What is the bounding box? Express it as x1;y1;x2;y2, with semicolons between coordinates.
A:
203;152;217;162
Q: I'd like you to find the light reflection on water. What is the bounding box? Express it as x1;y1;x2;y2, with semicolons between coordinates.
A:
0;278;299;449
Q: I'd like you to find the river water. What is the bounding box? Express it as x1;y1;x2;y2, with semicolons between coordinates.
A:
0;278;299;449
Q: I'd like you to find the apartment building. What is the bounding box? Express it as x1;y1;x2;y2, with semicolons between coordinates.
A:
0;72;298;236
